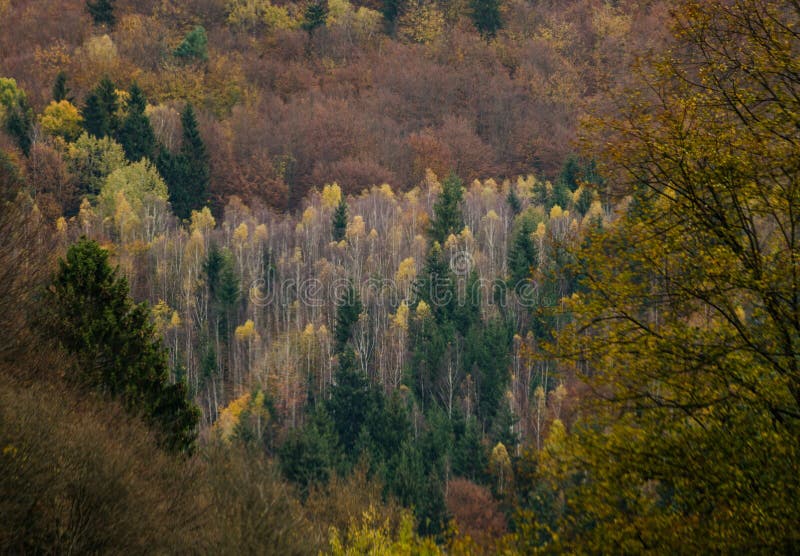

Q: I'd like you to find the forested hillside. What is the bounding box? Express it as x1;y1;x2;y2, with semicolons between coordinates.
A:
2;0;800;553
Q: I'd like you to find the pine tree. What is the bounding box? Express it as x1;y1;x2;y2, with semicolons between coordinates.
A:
48;238;199;452
5;97;32;156
326;347;371;453
334;281;362;354
52;71;71;103
428;172;464;244
506;186;521;215
81;78;118;139
332;196;348;241
86;0;115;26
469;0;502;39
302;0;328;34
117;83;157;162
173;26;209;62
164;104;210;220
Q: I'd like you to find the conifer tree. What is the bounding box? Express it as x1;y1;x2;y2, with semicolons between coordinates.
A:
302;0;328;34
174;26;209;62
428;172;464;244
86;0;115;26
334;281;362;354
47;238;199;452
81;78;118;139
118;83;157;163
52;71;71;103
81;93;107;138
331;196;348;242
163;104;210;220
469;0;502;39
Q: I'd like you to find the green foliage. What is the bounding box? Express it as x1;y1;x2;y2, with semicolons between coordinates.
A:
0;78;32;155
40;100;83;142
47;239;199;452
279;408;340;493
82;78;119;139
174;26;209;62
118;83;157;162
66;132;128;198
465;317;512;425
160;103;210;219
469;0;502;39
86;0;116;26
508;211;538;288
302;0;329;33
205;243;240;337
334;281;363;354
52;71;71;102
521;1;800;552
99;158;169;217
428;172;464;244
332;196;348;242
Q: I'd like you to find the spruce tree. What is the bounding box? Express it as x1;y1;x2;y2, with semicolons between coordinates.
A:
164;104;210;220
81;78;118;139
52;71;71;103
118;83;157;162
48;238;199;452
81;93;108;138
173;26;209;62
302;0;328;34
428;172;464;244
86;0;115;26
469;0;502;39
4;97;32;156
334;281;362;354
332;196;348;241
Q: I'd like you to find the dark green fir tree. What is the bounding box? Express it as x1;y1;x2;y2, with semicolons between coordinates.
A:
86;0;116;26
47;238;199;452
117;83;157;162
332;196;348;242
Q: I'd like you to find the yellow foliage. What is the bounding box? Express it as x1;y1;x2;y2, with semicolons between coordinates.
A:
322;182;343;208
235;319;258;341
214;392;252;440
190;206;216;235
398;0;445;44
302;206;318;225
415;300;431;319
395;257;416;284
346;215;366;238
254;223;268;242
40;100;83;141
233;222;249;244
549;205;563;220
329;507;441;555
391;301;409;330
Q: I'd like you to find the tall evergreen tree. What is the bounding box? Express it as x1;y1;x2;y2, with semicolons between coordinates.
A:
173;26;209;62
47;238;199;452
302;0;328;34
118;83;157;162
81;78;118;139
81;93;108;138
86;0;115;26
52;71;71;103
4;97;32;156
162;104;210;220
428;172;464;244
469;0;502;39
334;281;362;354
332;196;348;242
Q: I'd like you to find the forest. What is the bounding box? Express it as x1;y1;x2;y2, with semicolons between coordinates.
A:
1;0;799;553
